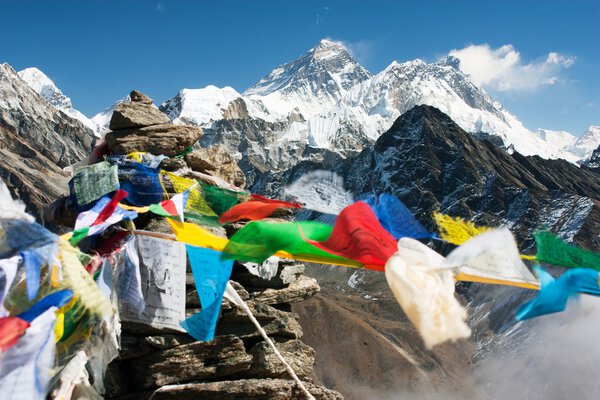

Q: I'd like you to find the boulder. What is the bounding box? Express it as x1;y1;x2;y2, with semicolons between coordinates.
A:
245;340;315;379
149;379;344;400
119;333;195;360
105;124;202;156
130;335;252;388
185;145;246;188
109;102;170;130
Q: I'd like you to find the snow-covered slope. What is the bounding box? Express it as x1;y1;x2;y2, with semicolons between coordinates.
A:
569;126;600;160
17;67;98;134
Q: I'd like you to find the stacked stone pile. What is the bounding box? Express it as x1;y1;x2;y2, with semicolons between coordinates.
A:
75;91;342;399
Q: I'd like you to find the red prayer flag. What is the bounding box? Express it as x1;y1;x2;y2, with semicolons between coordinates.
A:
306;201;397;270
94;189;128;226
0;317;30;351
218;194;301;224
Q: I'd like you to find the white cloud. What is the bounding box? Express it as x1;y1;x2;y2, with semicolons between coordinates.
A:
156;2;166;12
449;44;575;92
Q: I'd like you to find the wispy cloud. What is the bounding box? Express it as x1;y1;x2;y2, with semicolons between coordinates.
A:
331;38;374;65
156;2;166;12
449;44;575;92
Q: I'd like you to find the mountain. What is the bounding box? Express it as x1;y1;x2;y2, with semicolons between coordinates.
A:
569;125;600;160
17;67;99;134
261;105;600;399
0;63;94;221
150;40;596;174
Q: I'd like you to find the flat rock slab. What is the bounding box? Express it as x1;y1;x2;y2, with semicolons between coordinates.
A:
149;378;344;400
109;102;170;130
130;335;252;388
185;145;246;188
245;339;316;379
120;333;195;360
105;123;202;156
216;303;302;342
248;275;320;306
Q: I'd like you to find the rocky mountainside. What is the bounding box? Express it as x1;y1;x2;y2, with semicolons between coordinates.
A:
0;63;95;222
246;104;600;399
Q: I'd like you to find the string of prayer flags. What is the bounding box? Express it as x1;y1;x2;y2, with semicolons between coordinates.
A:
0;307;57;400
180;246;233;341
445;228;540;290
17;289;74;323
59;243;113;317
218;194;301;224
433;212;490;245
21;243;58;301
0;317;30;351
164;172;218;220
0;256;20;316
0;219;58;258
516;267;600;320
307;201;397;270
534;230;600;271
71;161;119;207
385;238;470;349
71;190;136;246
118;162;163;206
362;193;435;240
222;220;363;268
283;170;354;215
126;152;168;169
149;186;192;222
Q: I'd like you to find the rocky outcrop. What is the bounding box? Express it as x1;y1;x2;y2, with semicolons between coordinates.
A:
185;145;246;187
109;102;170;130
0;63;94;222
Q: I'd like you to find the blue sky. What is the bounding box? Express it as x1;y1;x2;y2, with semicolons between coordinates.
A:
1;0;598;135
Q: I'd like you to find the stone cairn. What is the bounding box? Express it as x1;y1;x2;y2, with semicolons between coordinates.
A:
93;91;342;399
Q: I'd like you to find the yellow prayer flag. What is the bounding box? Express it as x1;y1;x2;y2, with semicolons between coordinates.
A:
167;219;228;251
433;212;490;245
163;171;218;217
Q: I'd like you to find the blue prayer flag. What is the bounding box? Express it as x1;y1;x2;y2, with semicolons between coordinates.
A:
516;267;600;321
18;289;73;323
180;246;233;342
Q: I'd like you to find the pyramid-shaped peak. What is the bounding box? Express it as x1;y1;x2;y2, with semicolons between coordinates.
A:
311;38;349;57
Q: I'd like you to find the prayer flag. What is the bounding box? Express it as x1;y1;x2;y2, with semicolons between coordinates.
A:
0;308;57;400
180;246;233;341
71;161;119;206
0;317;30;351
0;256;20;316
445;228;539;289
516;267;600;320
218;194;301;224
149;188;191;222
307;201;397;270
18;289;74;323
118;162;163;206
71;190;136;246
362;193;434;240
534;231;600;271
433;212;490;245
385;238;471;349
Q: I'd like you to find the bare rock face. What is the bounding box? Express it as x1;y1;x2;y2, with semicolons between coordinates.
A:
130;335;252;388
108;90;170;130
150;379;344;400
105;123;202;156
248;275;320;306
245;340;316;379
130;90;154;104
185;145;246;188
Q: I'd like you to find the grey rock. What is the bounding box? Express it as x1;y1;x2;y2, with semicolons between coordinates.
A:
185;145;246;187
109;102;170;130
149;378;344;400
119;333;195;360
245;340;315;379
130;335;252;388
105;123;202;156
248;275;320;306
160;157;187;171
216;303;303;342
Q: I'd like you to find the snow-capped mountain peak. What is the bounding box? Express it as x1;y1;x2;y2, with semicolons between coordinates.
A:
570;126;600;160
18;67;72;109
18;67;98;134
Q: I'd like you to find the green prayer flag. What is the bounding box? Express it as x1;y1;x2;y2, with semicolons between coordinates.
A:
535;231;600;270
222;220;362;267
201;183;247;216
72;161;119;206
